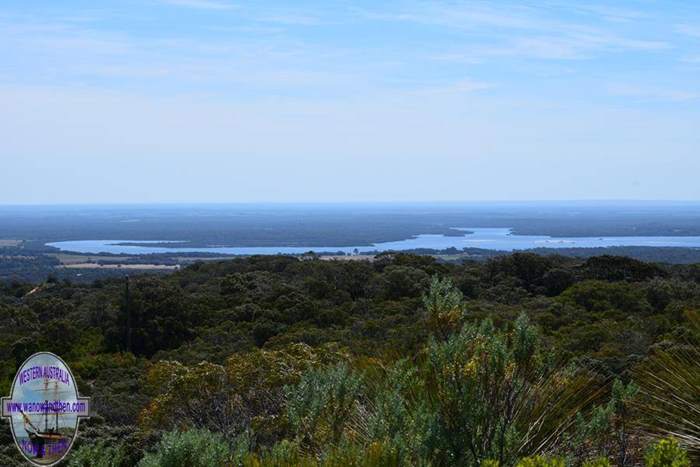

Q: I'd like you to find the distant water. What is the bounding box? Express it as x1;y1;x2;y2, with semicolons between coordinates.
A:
46;228;700;255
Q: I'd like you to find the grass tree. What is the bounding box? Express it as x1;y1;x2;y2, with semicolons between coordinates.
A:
633;311;700;462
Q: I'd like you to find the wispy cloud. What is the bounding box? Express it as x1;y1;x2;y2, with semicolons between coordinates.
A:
2;20;133;56
676;24;700;39
257;13;323;26
1;1;700;203
0;14;360;95
360;3;540;31
608;84;699;103
366;2;668;63
682;55;700;64
434;31;668;64
0;1;695;110
159;0;237;10
567;4;650;23
416;78;494;96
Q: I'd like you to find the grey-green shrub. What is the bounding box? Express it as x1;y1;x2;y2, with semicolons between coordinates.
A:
644;438;690;467
138;428;232;467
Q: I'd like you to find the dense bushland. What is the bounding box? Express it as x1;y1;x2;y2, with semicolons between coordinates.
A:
0;253;697;465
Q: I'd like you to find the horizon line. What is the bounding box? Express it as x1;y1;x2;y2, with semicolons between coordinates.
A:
1;199;700;207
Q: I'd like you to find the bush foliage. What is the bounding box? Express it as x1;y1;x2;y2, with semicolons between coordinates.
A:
0;253;697;465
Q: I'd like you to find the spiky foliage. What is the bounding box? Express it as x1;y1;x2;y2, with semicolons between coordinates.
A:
517;368;608;462
515;456;565;467
423;313;603;465
632;312;700;460
361;359;437;463
424;316;535;464
644;438;691;467
568;379;638;465
286;363;364;452
423;275;464;339
138;428;234;467
277;297;608;465
244;439;312;467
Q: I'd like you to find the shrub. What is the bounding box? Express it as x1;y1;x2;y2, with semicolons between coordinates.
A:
361;359;437;464
424;313;570;465
423;275;464;338
582;457;612;467
138;429;232;467
321;441;401;467
68;441;129;467
286;363;363;450
644;438;690;467
572;378;638;464
633;312;700;458
515;455;565;467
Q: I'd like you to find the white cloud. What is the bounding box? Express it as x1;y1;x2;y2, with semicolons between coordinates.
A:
159;0;236;10
257;13;323;26
359;3;543;31
567;4;650;23
416;79;494;95
0;15;354;92
432;30;668;64
608;84;699;102
676;24;700;38
366;2;669;63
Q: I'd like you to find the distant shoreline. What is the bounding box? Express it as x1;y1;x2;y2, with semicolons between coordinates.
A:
45;228;700;256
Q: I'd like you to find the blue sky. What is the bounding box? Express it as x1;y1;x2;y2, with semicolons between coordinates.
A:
1;0;699;203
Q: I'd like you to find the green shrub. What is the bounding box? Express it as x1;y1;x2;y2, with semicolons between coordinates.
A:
515;455;565;467
423;275;464;338
285;363;363;449
321;441;401;467
644;438;690;467
138;429;232;467
249;439;310;467
633;312;700;458
364;359;436;464
582;458;612;467
68;441;129;467
572;378;638;463
424;313;549;465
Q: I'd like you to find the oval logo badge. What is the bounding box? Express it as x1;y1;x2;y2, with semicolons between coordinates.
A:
2;352;90;466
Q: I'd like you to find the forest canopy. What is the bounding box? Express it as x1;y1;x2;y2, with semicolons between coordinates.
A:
0;252;697;466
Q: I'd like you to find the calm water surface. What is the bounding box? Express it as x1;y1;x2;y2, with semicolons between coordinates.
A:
46;228;700;255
